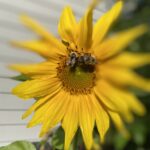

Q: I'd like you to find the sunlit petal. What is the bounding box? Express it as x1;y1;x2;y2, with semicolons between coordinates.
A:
11;40;67;58
90;94;110;142
79;95;95;149
100;65;150;92
77;0;98;50
109;111;130;138
20;15;65;51
105;52;150;68
62;95;79;150
58;6;77;44
93;1;123;47
12;77;61;99
94;25;147;60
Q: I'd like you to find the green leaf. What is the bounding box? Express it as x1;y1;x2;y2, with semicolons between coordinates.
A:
11;74;30;81
114;133;128;150
51;127;64;150
130;121;147;146
0;141;36;150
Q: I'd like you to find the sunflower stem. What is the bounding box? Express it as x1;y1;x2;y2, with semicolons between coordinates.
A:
40;131;53;150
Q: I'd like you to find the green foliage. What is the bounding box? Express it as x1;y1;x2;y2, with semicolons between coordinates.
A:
11;74;30;81
51;127;84;150
51;127;65;150
0;141;36;150
114;134;128;150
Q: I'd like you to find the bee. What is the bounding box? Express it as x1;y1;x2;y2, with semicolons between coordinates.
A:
66;52;78;67
66;52;97;68
79;53;97;66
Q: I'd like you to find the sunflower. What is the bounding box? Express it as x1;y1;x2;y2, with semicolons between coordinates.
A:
11;0;150;149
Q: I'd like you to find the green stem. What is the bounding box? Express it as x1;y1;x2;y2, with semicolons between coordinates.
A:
72;130;80;150
39;131;53;150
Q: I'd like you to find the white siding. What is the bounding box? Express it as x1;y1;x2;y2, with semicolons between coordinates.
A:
0;0;114;146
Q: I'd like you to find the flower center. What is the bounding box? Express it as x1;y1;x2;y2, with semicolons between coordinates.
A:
57;52;97;95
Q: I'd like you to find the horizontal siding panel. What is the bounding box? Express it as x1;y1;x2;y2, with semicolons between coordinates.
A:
0;0;59;23
0;53;42;64
0;63;18;77
0;0;110;39
0;9;57;35
0;94;34;110
0;13;31;33
0;110;37;125
0;0;103;22
0;27;37;42
0;111;31;124
0;78;20;93
0;125;40;142
0;45;43;63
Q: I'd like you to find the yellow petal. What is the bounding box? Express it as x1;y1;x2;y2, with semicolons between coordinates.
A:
27;101;50;127
62;95;79;150
22;85;61;119
95;79;134;122
22;97;48;120
110;88;146;116
12;77;61;99
123;94;146;116
20;14;65;51
94;25;148;60
90;94;109;142
100;65;150;92
98;79;146;117
79;95;95;150
94;86;117;111
93;1;123;47
10;61;57;77
11;40;66;58
105;52;150;68
39;91;69;137
108;111;130;138
77;0;97;50
58;6;77;44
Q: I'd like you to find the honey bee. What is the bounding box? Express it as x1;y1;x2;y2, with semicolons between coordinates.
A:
66;52;97;68
82;53;97;65
66;52;78;67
